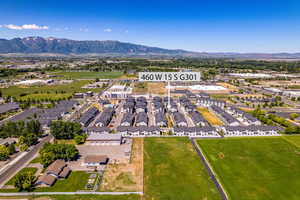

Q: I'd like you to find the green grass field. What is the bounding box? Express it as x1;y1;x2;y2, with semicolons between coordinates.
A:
0;195;141;200
5;167;38;185
144;137;220;200
49;71;123;79
35;171;89;192
198;137;300;200
0;80;101;99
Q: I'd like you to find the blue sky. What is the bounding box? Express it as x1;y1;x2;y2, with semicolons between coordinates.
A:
0;0;299;53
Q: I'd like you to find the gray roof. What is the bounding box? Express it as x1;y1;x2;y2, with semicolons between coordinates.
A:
0;102;19;114
86;133;122;141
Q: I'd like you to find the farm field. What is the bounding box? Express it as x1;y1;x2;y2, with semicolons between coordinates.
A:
49;71;123;79
144;137;220;200
0;80;101;99
198;137;300;200
197;107;224;126
100;138;143;192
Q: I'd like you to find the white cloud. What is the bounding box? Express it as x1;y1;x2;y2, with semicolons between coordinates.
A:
104;28;112;32
80;28;89;32
3;24;49;30
125;30;129;33
0;25;2;28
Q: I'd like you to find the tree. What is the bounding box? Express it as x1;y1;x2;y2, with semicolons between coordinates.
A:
74;134;86;144
50;121;82;139
289;113;299;120
14;171;36;191
39;143;79;167
0;145;9;161
8;143;16;155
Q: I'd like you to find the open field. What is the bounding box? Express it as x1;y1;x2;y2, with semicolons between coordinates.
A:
100;138;143;192
49;71;123;79
217;82;238;91
132;82;148;94
17;93;72;101
147;82;166;95
0;195;141;200
198;137;300;200
6;167;38;185
0;80;102;99
197;107;224;126
144;137;220;200
283;135;300;147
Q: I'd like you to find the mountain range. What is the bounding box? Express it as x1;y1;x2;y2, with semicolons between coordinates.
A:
0;37;300;59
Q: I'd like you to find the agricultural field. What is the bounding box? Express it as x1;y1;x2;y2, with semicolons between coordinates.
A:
0;80;101;99
49;71;123;79
198;137;300;200
100;138;143;192
144;137;220;200
197;107;224;126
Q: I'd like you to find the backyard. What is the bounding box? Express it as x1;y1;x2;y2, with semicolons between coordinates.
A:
198;137;300;200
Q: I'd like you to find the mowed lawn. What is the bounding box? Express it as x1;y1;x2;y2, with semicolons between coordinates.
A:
198;137;300;200
50;71;123;79
35;171;89;192
144;137;220;200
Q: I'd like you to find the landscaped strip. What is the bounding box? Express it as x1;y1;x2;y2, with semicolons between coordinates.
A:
144;137;220;200
198;137;300;200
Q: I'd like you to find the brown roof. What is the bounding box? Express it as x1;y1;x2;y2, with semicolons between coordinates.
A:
84;155;108;164
46;160;66;175
37;174;56;186
59;167;71;178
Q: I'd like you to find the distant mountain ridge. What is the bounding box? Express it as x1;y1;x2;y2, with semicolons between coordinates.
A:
0;37;192;55
0;37;299;59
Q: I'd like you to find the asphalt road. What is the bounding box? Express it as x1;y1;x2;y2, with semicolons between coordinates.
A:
0;135;52;188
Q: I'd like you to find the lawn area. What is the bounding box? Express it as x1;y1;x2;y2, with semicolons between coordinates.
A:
283;135;300;147
0;80;101;99
197;107;224;126
198;137;300;200
30;156;41;164
49;71;123;79
0;195;141;200
55;139;76;145
144;137;220;200
6;167;38;185
35;171;89;192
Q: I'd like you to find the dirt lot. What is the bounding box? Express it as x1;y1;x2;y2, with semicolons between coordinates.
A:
197;107;224;126
100;138;143;192
217;82;238;91
147;82;166;95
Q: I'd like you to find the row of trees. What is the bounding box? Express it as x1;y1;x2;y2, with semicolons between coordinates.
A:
39;143;79;167
0;143;15;161
50;121;83;140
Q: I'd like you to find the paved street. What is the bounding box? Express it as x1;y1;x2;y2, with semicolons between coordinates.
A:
0;135;53;188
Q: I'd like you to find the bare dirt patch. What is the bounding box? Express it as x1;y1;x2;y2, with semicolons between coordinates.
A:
147;82;166;95
100;138;144;192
